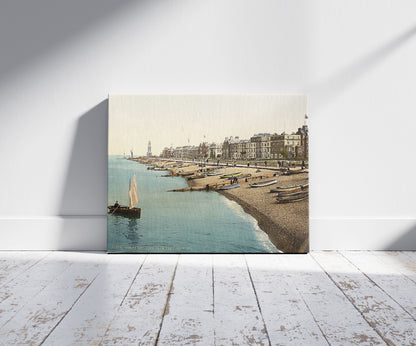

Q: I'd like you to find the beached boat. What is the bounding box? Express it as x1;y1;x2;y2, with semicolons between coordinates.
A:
108;175;141;218
276;190;309;198
179;172;194;177
187;174;206;180
228;173;251;180
220;172;242;179
249;179;277;188
218;183;240;190
282;169;309;176
207;171;224;176
276;192;308;204
270;183;309;193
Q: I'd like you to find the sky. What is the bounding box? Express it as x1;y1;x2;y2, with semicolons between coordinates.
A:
108;94;307;156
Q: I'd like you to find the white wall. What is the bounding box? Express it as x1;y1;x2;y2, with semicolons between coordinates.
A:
0;0;415;250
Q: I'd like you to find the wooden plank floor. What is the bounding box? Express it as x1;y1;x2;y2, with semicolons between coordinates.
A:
0;252;415;345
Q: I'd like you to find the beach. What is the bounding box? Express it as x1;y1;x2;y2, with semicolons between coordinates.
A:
134;158;309;253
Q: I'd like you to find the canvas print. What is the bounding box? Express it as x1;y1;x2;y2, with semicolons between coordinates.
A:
108;95;309;253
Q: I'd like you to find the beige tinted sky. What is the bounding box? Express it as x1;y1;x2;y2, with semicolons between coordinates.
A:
108;95;307;156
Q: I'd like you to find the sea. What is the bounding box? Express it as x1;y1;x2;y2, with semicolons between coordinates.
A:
107;156;279;253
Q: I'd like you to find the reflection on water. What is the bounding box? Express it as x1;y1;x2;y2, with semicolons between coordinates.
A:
107;156;279;253
125;218;141;245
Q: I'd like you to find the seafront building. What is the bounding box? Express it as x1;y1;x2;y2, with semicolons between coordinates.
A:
270;133;301;159
159;125;308;160
209;143;222;159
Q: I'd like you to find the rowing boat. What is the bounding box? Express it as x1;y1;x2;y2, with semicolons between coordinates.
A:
276;193;308;204
187;174;206;180
249;179;277;188
207;171;224;176
282;169;309;175
179;172;194;177
218;183;240;190
276;190;309;198
107;206;141;217
270;183;309;193
220;172;242;179
227;173;251;180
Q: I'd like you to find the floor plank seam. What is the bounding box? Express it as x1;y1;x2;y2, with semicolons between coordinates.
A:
0;252;51;289
371;251;416;286
39;269;102;345
287;256;331;346
154;255;180;346
97;255;148;344
0;259;75;332
310;253;390;345
119;255;148;307
243;256;272;346
339;252;416;322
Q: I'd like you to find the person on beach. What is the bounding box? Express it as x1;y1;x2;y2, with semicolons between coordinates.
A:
264;160;267;167
247;162;250;167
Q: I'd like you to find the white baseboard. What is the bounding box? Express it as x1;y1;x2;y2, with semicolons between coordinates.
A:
310;218;416;251
0;216;415;251
0;216;106;251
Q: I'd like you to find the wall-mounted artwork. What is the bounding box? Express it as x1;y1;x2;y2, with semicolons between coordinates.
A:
108;95;309;253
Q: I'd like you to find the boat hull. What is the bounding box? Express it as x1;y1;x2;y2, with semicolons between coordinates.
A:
227;173;251;180
270;183;309;193
207;171;224;176
108;206;141;218
276;194;308;203
220;172;242;179
249;179;277;188
218;183;240;190
187;174;206;180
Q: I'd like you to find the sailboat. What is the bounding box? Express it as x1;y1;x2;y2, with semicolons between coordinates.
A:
108;175;141;217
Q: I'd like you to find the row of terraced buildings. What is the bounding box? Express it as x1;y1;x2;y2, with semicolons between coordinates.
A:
160;125;308;161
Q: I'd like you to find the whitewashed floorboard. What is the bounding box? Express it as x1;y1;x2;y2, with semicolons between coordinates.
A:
0;251;414;345
372;251;416;283
101;254;178;345
342;251;416;320
157;255;214;345
43;254;146;346
313;251;416;345
0;252;107;345
0;251;75;329
0;252;49;288
213;255;269;346
279;254;384;345
245;255;327;345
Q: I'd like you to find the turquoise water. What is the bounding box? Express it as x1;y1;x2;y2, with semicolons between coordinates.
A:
107;156;279;253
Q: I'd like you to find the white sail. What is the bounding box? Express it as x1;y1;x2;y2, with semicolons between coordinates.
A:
129;175;139;209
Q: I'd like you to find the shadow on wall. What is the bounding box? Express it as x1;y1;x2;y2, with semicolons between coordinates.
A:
0;0;139;82
57;100;108;250
386;223;416;251
59;100;108;216
307;24;416;110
